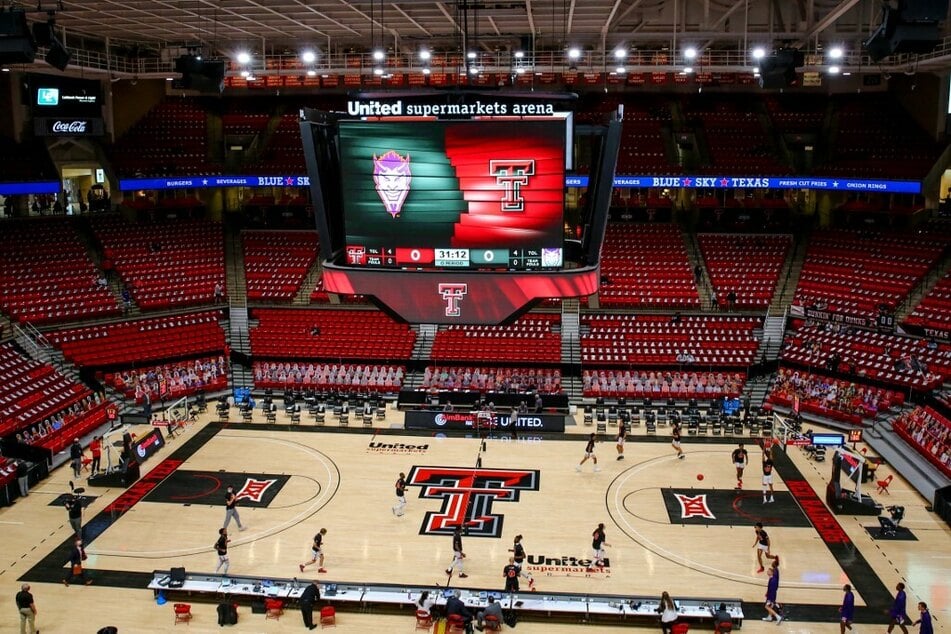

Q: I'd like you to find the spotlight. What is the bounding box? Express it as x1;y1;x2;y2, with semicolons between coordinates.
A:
615;66;626;74
514;50;524;59
684;46;697;59
372;49;385;61
306;69;316;77
614;48;627;60
567;47;581;60
467;51;477;59
373;67;383;75
828;46;844;59
683;66;693;74
468;65;479;75
753;67;760;75
422;67;431;75
751;47;766;60
828;65;841;74
419;49;431;61
301;50;316;64
236;51;251;64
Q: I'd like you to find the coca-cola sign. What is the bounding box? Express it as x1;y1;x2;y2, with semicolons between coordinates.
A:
35;117;103;136
52;120;87;133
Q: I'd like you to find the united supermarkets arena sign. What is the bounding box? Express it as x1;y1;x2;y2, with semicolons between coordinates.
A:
346;98;556;117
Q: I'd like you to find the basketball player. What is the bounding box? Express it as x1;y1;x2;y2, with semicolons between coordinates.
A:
839;584;855;633
616;419;627;461
503;557;520;593
762;449;776;503
222;485;245;531
299;528;328;574
752;522;778;573
214;527;230;575
762;564;784;624
887;582;910;634
589;522;610;570
509;534;536;591
446;526;468;578
576;433;601;472
672;423;685;460
392;472;407;517
732;443;749;489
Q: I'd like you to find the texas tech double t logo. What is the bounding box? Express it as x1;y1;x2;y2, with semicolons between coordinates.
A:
406;466;540;538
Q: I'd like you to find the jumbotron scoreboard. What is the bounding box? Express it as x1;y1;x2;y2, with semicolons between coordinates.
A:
301;91;621;324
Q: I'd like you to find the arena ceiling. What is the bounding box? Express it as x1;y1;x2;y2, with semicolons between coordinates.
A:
8;0;947;75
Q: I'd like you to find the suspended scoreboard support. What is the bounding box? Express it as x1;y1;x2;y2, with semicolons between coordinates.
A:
300;91;621;325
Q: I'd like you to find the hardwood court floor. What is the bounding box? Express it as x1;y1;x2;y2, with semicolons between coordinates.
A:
1;408;948;633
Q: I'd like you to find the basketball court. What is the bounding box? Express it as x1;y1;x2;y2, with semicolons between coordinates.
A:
3;410;949;632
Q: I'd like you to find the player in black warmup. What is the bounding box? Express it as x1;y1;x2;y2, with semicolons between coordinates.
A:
392;472;406;516
577;433;600;472
589;523;610;570
672;423;684;459
616;419;627;460
762;449;776;503
509;534;536;591
299;528;328;573
446;525;468;578
503;557;520;593
732;443;749;489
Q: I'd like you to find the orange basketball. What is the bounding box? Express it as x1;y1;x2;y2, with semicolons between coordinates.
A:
697;474;704;481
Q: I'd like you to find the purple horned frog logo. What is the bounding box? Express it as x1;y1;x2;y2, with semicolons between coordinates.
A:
373;150;412;218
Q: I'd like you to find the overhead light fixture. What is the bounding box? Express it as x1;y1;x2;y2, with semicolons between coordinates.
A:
514;50;524;59
615;65;626;74
828;46;844;59
515;67;525;74
306;69;317;77
1;68;10;73
467;51;477;60
753;67;760;75
828;65;841;74
567;47;581;60
301;50;316;64
468;66;479;75
165;77;173;81
240;70;250;78
195;55;202;61
751;47;766;60
419;49;431;61
372;49;385;61
236;51;251;65
683;66;694;74
373;67;383;75
422;67;431;75
614;48;627;60
684;46;697;60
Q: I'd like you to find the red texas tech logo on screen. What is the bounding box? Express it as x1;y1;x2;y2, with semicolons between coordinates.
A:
490;160;535;212
438;283;467;317
406;466;540;538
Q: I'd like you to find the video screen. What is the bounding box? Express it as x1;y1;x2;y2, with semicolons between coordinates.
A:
339;120;566;270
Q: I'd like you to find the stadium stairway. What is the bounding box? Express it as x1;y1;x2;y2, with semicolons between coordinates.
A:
410;324;436;360
768;230;809;316
293;258;325;305
741;374;772;411
73;217;140;316
561;299;581;365
758;314;786;362
894;252;951;324
224;222;252;388
683;231;712;309
867;405;951;503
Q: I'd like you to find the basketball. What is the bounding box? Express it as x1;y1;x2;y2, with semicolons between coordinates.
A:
697;474;704;481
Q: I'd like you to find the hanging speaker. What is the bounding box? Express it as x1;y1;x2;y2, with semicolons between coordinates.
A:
45;38;71;71
0;10;37;64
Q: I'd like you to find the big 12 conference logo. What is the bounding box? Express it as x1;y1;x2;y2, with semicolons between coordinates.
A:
406;466;540;537
438;283;467;317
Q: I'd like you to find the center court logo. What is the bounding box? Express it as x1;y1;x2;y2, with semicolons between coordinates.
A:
406;466;540;538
